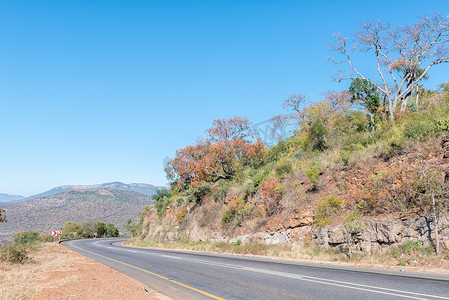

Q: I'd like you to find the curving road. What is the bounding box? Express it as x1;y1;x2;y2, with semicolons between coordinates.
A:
63;238;449;300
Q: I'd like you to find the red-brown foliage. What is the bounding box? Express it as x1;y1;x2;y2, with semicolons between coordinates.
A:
166;117;266;187
259;177;283;216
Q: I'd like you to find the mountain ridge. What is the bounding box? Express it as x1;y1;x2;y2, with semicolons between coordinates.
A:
0;188;154;242
0;193;25;204
16;182;164;202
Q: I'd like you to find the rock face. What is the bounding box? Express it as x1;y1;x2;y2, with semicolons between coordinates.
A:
312;215;449;252
142;210;449;252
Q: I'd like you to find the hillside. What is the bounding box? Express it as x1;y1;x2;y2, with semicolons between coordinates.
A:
0;189;153;242
132;86;449;257
25;182;163;200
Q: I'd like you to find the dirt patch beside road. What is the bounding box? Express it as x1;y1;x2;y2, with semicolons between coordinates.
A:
0;243;170;300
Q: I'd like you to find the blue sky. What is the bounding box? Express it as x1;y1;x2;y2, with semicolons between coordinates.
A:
1;0;448;196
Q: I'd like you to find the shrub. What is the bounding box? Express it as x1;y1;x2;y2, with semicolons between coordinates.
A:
402;240;421;254
305;165;320;188
259;177;283;216
275;160;293;179
267;140;289;163
401;240;434;256
406;101;418;112
14;231;41;245
342;210;365;260
41;235;54;243
436;116;449;132
403;120;436;140
0;244;30;264
176;207;188;225
221;207;237;225
340;150;351;165
212;182;230;200
314;196;342;227
251;169;269;188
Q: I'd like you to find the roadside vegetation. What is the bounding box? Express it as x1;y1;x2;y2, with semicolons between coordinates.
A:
128;12;449;263
61;219;121;239
127;238;449;270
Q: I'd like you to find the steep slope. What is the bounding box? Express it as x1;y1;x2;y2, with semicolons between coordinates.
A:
138;137;449;252
25;182;163;200
0;189;153;242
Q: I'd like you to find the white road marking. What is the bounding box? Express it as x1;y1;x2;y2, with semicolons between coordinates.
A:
89;241;448;299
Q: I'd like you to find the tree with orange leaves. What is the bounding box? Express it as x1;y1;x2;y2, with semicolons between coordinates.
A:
165;117;266;188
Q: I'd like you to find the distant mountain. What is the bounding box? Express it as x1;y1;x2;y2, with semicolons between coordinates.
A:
0;193;25;204
26;182;163;200
0;189;154;242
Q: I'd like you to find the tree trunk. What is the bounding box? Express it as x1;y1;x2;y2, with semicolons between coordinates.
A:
415;85;419;108
432;191;440;254
370;114;375;134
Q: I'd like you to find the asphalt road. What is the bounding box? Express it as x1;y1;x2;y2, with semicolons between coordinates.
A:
63;238;449;300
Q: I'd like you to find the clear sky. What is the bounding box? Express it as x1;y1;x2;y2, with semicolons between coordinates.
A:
1;0;448;196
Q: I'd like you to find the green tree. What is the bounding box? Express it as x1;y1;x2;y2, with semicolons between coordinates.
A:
152;189;172;216
96;222;107;237
106;223;119;237
0;207;5;222
124;218;140;237
82;219;98;238
14;231;41;245
349;78;381;114
62;221;82;237
308;118;327;151
349;78;381;130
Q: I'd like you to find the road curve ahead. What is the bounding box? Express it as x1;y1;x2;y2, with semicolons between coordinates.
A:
63;238;449;300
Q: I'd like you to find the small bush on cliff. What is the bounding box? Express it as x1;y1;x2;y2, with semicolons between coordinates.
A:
152;189;172;216
314;196;342;227
275;160;293;179
305;165;320;188
342;210;364;261
259;177;284;216
176;207;188;225
221;197;253;227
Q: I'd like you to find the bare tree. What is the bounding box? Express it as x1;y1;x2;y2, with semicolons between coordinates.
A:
413;160;449;255
330;12;449;120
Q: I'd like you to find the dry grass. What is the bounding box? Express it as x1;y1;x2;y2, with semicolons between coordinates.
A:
127;239;449;273
0;243;82;299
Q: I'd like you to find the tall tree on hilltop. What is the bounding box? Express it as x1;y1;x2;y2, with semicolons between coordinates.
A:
330;12;449;120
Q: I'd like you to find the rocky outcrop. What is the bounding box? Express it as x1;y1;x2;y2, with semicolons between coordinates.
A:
141;211;449;253
312;215;449;252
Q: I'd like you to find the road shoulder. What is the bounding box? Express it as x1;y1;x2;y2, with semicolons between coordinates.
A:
0;242;170;300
